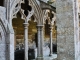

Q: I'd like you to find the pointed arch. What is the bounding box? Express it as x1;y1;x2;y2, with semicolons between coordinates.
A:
29;0;45;25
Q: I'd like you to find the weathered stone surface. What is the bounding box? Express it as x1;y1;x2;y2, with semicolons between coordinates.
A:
0;26;5;44
0;21;6;60
56;0;79;60
56;12;74;28
0;44;6;52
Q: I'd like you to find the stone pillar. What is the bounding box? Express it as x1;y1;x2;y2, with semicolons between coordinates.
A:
8;32;14;60
37;25;44;60
23;23;29;60
49;25;53;56
13;27;17;50
10;33;14;60
56;0;79;60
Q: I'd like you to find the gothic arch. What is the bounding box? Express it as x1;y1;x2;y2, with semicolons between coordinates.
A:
29;0;45;25
29;0;56;25
5;0;24;26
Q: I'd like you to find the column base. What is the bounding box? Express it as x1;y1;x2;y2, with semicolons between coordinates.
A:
35;54;57;60
36;57;44;60
36;57;54;60
49;54;53;56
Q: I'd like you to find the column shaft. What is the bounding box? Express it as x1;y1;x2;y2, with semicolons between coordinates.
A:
37;25;44;57
49;26;53;56
24;23;28;60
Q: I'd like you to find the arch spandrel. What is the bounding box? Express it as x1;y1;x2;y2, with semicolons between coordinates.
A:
29;0;45;25
29;0;56;25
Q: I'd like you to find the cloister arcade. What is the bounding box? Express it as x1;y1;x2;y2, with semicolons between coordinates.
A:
0;0;80;60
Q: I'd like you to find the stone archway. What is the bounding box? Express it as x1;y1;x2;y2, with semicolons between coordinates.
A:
5;0;57;60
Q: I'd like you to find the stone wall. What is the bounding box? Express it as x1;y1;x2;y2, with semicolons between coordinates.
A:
0;22;6;60
56;0;79;60
0;6;8;60
0;6;14;60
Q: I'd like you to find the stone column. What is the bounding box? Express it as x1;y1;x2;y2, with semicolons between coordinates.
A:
49;25;53;56
9;32;15;60
13;27;17;50
23;23;29;60
56;0;79;60
37;25;44;60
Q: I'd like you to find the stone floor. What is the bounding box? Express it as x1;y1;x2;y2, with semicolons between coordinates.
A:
15;44;57;60
32;54;57;60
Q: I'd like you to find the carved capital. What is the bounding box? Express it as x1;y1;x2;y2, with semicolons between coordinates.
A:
23;23;29;29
